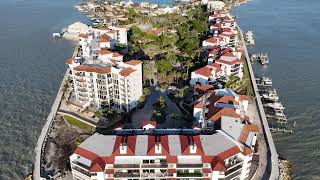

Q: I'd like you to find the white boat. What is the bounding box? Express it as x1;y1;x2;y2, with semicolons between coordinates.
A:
245;31;255;45
256;76;272;87
52;33;61;38
266;102;285;110
262;89;279;102
274;112;287;124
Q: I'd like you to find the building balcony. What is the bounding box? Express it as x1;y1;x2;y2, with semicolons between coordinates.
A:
224;168;242;180
176;164;203;168
72;163;91;177
225;163;243;178
78;88;88;92
114;172;140;178
78;92;88;97
141;172;167;177
75;72;85;77
76;77;86;82
226;159;243;170
176;172;203;177
79;97;89;101
141;163;168;168
114;164;140;169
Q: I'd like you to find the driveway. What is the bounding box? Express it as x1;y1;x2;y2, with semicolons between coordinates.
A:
131;87;184;128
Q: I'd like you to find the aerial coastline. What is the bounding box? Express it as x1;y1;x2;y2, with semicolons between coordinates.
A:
31;0;291;180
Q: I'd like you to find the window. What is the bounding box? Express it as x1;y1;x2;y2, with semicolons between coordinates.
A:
143;160;149;164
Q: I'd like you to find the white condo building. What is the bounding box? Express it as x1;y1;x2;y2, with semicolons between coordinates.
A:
66;26;142;112
70;121;258;180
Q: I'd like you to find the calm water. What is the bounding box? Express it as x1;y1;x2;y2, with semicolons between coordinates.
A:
233;0;320;179
0;0;88;179
0;0;319;179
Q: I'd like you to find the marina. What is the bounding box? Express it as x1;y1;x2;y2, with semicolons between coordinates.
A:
250;52;269;64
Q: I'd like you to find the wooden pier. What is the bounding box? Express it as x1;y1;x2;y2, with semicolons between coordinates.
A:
270;127;293;134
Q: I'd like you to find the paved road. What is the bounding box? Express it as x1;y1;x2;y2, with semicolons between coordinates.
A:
131;87;183;128
131;87;160;128
157;91;182;128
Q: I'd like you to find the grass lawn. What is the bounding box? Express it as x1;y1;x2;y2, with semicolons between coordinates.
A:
63;115;95;132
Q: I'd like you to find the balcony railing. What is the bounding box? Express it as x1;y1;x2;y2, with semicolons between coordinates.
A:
176;164;203;168
78;88;88;92
225;163;243;177
176;172;203;177
114;172;140;178
114;164;140;169
226;159;244;169
76;77;86;82
141;163;168;168
141;172;167;177
75;73;85;77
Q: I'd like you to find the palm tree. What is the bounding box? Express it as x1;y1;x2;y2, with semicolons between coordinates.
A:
94;110;102;119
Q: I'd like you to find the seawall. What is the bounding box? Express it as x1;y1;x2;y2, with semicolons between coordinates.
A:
33;70;69;180
238;26;280;179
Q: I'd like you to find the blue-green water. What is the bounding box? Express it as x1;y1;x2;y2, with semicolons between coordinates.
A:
0;0;88;179
0;0;319;179
233;0;320;179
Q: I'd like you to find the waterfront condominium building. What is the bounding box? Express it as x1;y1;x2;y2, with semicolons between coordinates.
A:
193;88;250;127
66;26;142;112
69;119;258;180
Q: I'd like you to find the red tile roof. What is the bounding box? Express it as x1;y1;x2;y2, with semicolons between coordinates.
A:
166;155;177;163
119;67;136;77
125;60;143;66
112;136;137;155
105;168;114;174
66;57;73;65
143;121;157;127
180;135;204;155
242;146;254;156
194;102;205;109
75;146;98;161
74;65;111;74
239;124;259;144
98;49;113;55
207;63;222;73
205;37;222;44
112;52;123;57
147;135;170;155
207;107;240;122
194;66;212;77
194;84;215;94
79;33;88;38
167;168;176;174
90;158;105;172
218;146;241;160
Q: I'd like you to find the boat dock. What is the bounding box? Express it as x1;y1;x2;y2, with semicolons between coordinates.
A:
270;127;293;133
239;26;279;180
251;52;269;64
